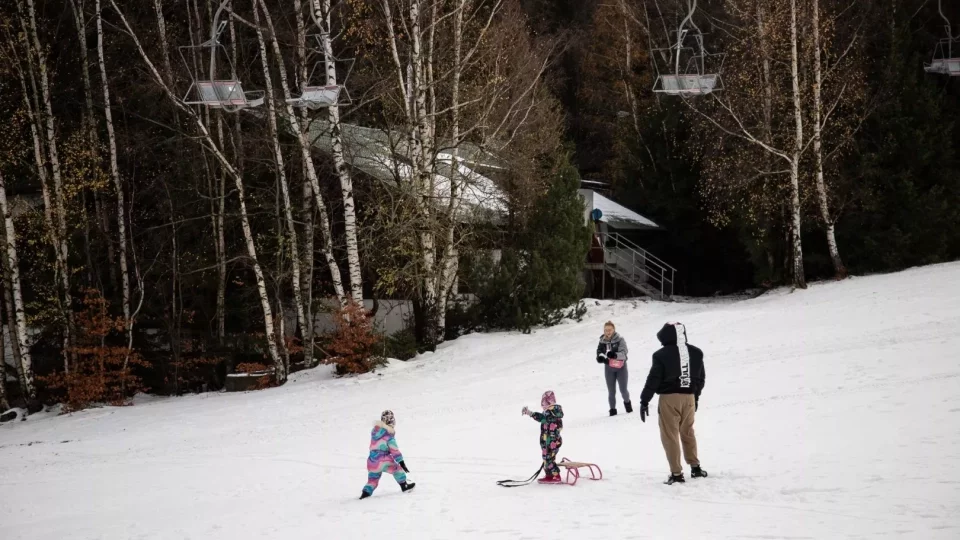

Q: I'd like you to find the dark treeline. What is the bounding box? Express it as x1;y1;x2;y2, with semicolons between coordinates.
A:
528;0;960;295
0;0;957;411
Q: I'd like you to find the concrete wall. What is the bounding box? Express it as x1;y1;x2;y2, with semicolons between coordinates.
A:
283;299;415;338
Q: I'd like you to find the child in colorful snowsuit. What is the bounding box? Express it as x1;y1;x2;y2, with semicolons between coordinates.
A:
522;391;564;484
359;410;416;499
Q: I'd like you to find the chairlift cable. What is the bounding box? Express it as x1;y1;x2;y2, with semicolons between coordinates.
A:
937;0;952;41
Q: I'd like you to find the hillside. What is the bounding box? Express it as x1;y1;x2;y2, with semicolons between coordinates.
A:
2;263;959;539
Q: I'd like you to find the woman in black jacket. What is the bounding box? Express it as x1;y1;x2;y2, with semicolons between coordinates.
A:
596;321;632;416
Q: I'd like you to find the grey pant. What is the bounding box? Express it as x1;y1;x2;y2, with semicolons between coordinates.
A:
605;364;630;409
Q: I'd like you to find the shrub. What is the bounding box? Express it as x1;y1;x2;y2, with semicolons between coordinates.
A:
462;157;590;333
38;289;147;412
383;327;418;360
324;300;386;375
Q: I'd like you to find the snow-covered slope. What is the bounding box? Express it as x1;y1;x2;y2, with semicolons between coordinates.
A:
2;263;960;539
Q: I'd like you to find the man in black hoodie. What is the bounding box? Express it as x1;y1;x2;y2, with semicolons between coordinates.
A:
639;322;708;485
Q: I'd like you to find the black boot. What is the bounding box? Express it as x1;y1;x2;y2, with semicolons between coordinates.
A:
609;408;617;416
624;401;633;413
691;466;708;478
664;473;685;485
359;491;371;500
400;482;416;493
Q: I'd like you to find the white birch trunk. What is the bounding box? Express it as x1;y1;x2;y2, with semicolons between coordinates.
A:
218;7;237;344
67;0;105;289
315;0;363;305
215;117;227;344
756;0;777;274
10;23;82;302
436;0;467;339
0;319;7;410
0;172;35;401
153;0;175;86
757;1;773;144
2;274;25;401
14;49;58;288
789;0;807;289
380;0;411;118
294;0;315;361
229;175;283;376
810;0;846;279
256;0;346;304
409;0;439;343
95;0;133;344
68;0;99;146
253;0;304;381
23;0;75;371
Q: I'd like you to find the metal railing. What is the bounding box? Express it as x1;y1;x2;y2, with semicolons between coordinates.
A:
597;232;676;299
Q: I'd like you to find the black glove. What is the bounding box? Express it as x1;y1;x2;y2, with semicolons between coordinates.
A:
695;397;699;412
607;350;617;359
399;460;410;473
640;402;649;423
596;353;606;364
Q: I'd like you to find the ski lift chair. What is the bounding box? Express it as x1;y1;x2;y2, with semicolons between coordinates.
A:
925;38;960;76
653;51;723;95
186;80;265;111
287;37;355;109
287;84;342;109
651;0;724;97
652;34;724;96
178;17;264;112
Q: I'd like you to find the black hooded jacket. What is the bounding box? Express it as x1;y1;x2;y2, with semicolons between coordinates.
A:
639;323;705;405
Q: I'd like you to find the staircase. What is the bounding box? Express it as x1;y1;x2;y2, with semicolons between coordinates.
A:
591;232;676;300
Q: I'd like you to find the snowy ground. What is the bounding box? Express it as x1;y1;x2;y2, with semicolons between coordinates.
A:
2;263;960;539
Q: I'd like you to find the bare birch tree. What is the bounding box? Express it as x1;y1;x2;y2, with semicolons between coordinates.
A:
94;0;134;347
251;0;307;374
312;0;362;305
808;0;866;279
66;0;107;286
369;0;556;343
0;171;35;402
255;0;347;308
676;0;808;288
293;0;316;362
16;0;77;367
0;321;7;410
786;0;806;287
2;273;25;402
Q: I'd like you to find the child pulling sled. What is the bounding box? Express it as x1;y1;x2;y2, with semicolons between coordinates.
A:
522;391;564;484
359;410;416;499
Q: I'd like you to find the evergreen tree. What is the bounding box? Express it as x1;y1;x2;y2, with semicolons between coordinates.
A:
839;23;960;271
462;155;590;332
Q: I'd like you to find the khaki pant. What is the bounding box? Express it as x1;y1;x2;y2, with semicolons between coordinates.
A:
657;393;699;475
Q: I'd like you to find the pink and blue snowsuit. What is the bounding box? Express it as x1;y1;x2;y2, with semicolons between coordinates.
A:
362;421;407;495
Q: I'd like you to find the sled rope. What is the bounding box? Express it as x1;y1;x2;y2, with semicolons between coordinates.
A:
496;464;544;487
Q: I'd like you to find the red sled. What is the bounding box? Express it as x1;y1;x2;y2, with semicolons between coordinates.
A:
557;458;603;486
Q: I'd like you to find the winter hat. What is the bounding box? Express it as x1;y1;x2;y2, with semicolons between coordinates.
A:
541;391;557;409
381;410;396;427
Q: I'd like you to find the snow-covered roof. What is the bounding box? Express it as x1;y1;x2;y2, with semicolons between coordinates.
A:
578;189;660;230
300;119;506;219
